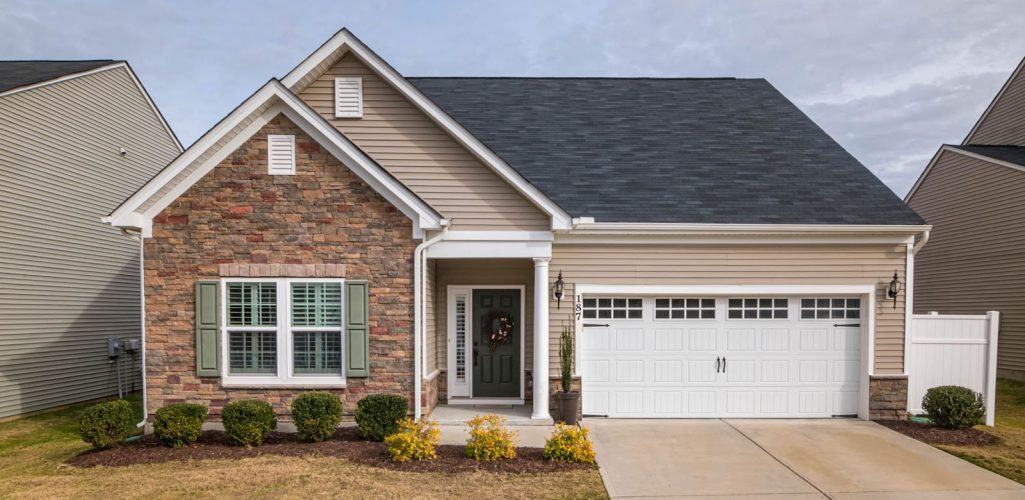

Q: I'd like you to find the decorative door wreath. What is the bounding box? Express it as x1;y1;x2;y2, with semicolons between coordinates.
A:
482;310;515;351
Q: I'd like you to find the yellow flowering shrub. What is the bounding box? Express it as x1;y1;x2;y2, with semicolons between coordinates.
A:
384;418;440;462
464;415;517;461
543;423;596;463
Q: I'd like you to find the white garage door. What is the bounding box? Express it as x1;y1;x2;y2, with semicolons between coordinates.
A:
580;296;862;418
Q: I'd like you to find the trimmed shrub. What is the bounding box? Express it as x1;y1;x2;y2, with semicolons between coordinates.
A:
543;423;596;463
291;392;343;442
465;415;516;461
79;400;134;449
153;403;208;448
354;394;408;441
384;418;440;462
922;385;985;429
222;400;277;447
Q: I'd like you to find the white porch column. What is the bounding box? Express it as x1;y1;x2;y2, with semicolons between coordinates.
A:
532;257;551;419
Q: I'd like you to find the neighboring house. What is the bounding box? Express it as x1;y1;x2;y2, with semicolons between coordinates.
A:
106;29;927;423
907;56;1025;381
0;61;182;418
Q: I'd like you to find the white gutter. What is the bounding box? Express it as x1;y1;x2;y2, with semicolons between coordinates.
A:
571;220;932;235
413;220;450;420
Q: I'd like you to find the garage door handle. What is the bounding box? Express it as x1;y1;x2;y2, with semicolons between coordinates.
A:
715;357;720;373
722;357;726;373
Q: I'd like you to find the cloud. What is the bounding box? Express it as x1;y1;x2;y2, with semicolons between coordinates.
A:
2;0;1024;197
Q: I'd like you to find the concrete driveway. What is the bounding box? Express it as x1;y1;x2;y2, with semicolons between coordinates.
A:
588;419;1025;499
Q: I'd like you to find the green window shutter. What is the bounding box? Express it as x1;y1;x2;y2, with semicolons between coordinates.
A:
195;280;221;377
345;280;370;378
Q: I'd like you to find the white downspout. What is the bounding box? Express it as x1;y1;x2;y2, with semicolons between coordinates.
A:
912;229;930;255
119;228;148;430
414;220;450;420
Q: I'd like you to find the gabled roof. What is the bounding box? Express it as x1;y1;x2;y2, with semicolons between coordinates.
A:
0;60;116;93
905;145;1025;202
281;28;572;230
410;77;924;225
0;60;183;151
105;79;443;237
962;55;1025;145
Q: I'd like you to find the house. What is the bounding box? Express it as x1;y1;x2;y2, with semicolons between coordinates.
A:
906;56;1025;381
106;28;927;423
0;61;181;418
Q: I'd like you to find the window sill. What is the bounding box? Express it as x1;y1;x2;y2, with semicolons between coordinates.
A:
220;376;347;389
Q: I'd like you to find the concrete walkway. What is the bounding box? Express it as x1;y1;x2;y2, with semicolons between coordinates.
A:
588;419;1025;499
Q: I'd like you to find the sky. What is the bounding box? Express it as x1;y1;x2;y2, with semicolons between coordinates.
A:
2;0;1025;197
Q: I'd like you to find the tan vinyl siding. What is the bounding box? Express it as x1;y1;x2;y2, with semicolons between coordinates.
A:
297;53;550;231
967;65;1025;145
0;67;179;418
433;259;535;372
425;259;437;374
908;150;1025;377
547;243;908;376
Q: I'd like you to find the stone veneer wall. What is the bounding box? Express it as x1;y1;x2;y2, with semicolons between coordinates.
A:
869;375;908;420
144;114;417;419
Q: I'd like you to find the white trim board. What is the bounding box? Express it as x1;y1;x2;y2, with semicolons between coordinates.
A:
905;145;1025;202
280;28;572;231
0;61;183;152
103;79;443;238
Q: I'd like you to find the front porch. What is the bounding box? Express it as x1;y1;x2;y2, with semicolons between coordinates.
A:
431;403;552;425
421;233;555;421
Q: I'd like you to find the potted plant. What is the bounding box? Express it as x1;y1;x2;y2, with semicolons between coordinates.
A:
555;323;580;424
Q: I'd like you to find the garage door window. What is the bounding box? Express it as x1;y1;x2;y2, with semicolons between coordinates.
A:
800;298;860;319
655;298;715;319
582;298;643;319
727;298;788;319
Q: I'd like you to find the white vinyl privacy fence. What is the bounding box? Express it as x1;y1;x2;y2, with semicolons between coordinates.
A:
908;311;1000;426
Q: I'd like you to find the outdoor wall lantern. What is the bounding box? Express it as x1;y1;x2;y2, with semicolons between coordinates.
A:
554;271;565;309
886;270;901;309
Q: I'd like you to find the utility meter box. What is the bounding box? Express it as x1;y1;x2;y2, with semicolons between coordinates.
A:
124;338;141;352
107;337;122;358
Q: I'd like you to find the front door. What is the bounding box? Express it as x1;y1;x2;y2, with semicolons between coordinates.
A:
472;289;521;398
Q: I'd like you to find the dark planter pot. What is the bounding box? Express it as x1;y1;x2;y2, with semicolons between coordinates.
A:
556;391;580;425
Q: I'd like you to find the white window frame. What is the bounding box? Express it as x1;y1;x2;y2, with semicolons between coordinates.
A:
220;277;346;387
267;134;296;175
334;76;363;118
654;297;717;320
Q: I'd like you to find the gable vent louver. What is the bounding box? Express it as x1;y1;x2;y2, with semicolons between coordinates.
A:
267;134;296;175
334;77;363;118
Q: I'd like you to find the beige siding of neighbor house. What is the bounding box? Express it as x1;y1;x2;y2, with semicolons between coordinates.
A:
966;61;1025;145
908;150;1025;379
432;259;536;374
546;243;909;376
0;66;180;418
297;53;551;231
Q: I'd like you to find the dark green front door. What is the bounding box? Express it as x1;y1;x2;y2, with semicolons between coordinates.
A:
473;289;521;398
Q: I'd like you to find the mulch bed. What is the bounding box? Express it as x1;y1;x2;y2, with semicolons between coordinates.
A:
67;427;594;473
879;420;1003;447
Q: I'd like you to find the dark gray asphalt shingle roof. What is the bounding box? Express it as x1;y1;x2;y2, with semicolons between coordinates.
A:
954;145;1025;167
408;77;924;225
0;60;117;94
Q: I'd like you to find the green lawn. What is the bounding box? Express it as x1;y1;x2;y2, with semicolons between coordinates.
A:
936;379;1025;484
0;396;606;499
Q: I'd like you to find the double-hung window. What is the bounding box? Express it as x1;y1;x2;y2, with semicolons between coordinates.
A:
222;278;345;386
